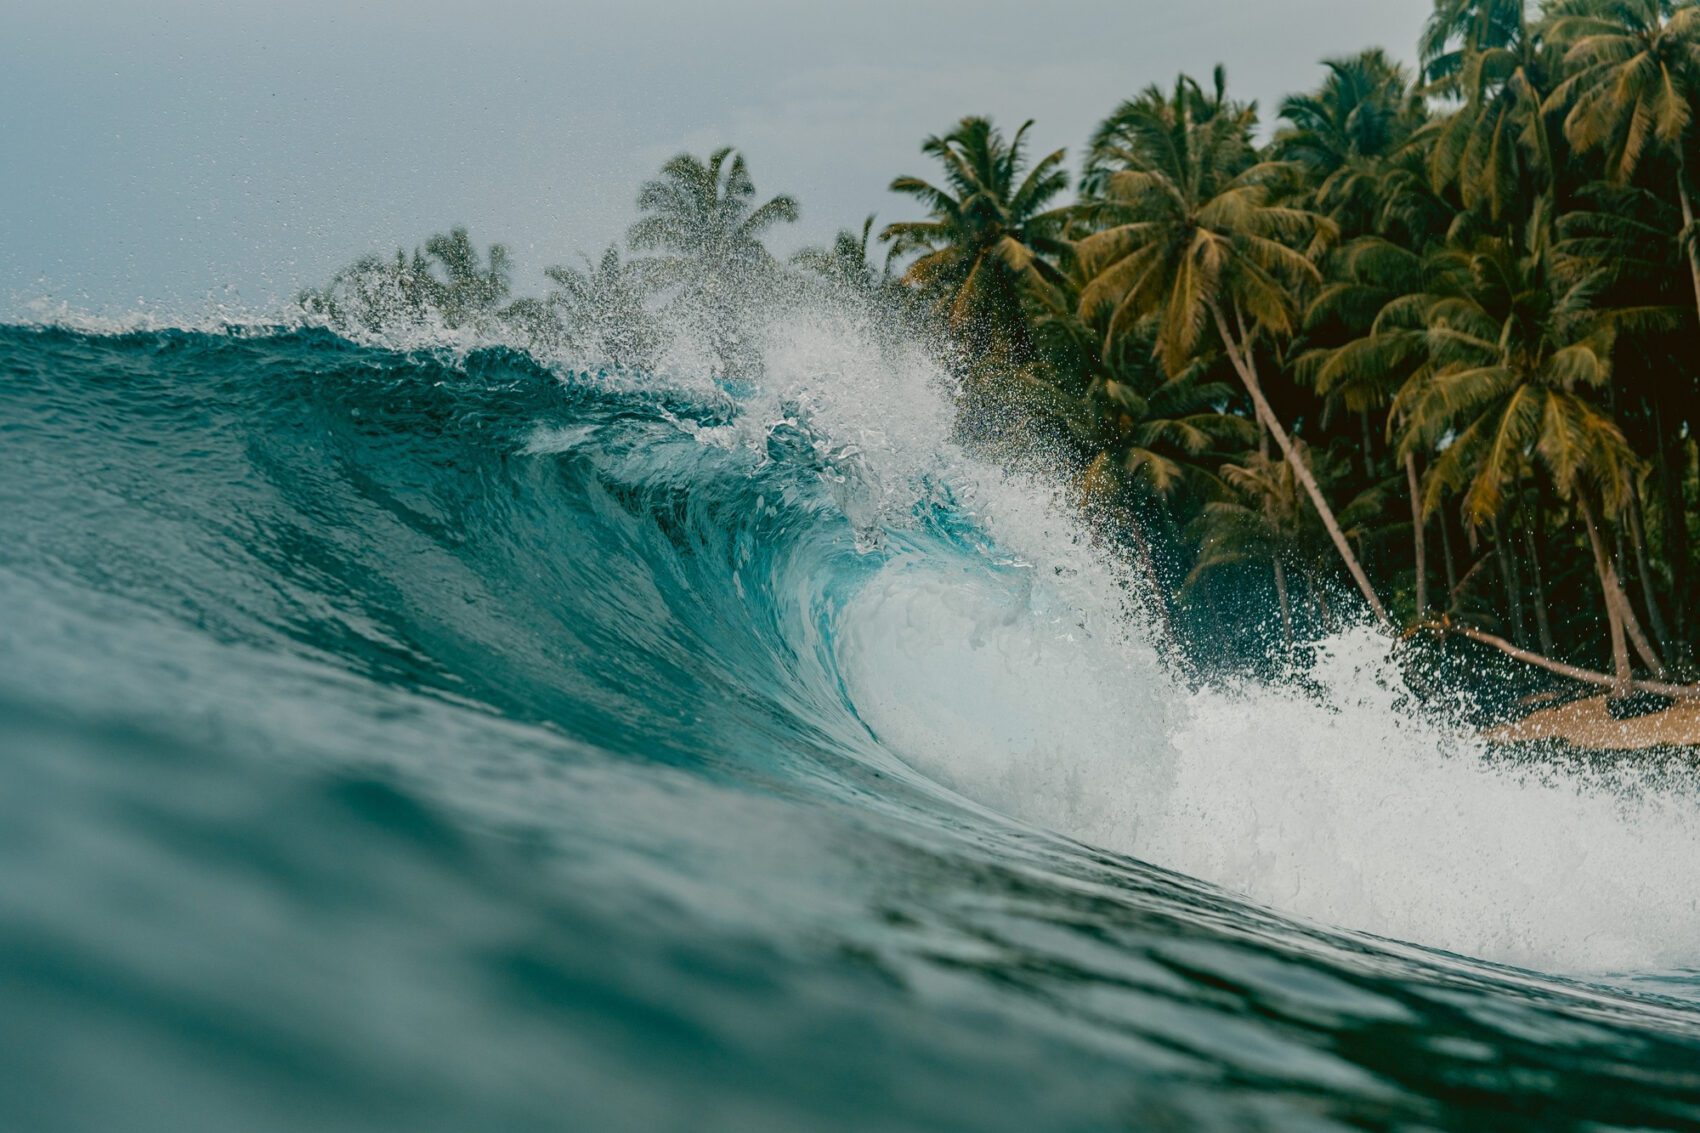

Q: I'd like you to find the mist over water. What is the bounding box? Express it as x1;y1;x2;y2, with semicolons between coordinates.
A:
4;298;1700;1130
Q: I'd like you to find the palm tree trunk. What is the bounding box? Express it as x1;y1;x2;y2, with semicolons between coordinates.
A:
1603;509;1665;676
1618;573;1667;677
1577;496;1632;694
1522;505;1555;658
1360;409;1375;480
1273;558;1293;647
1491;517;1527;648
1676;152;1700;324
1624;477;1672;663
1653;396;1690;651
1405;453;1428;618
1440;509;1459;600
1444;624;1700;700
1580;493;1633;696
1210;303;1389;627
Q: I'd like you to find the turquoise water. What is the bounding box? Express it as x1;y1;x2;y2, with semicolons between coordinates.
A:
4;321;1700;1131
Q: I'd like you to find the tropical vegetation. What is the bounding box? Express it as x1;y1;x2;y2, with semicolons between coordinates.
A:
304;0;1700;701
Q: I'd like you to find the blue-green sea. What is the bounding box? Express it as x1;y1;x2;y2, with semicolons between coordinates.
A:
5;320;1700;1131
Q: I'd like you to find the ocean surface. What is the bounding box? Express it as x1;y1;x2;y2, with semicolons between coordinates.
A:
4;315;1700;1131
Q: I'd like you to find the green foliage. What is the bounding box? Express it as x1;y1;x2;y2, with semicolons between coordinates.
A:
299;226;514;335
1074;74;1333;372
543;246;663;369
627;147;799;286
868;0;1700;677
303;2;1700;680
628;146;799;376
881;116;1072;354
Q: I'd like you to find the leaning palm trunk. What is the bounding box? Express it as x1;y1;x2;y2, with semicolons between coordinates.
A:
1618;578;1667;678
1210;303;1390;627
1604;522;1665;677
1579;493;1633;696
1442;625;1700;701
1405;452;1428;618
1625;479;1672;663
1677;154;1700;325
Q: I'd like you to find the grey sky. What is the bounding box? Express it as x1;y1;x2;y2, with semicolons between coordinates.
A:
2;0;1433;318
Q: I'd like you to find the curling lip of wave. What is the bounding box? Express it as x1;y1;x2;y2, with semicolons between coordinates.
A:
6;318;1700;976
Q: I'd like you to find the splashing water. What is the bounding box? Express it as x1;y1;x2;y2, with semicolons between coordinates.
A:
3;304;1700;1131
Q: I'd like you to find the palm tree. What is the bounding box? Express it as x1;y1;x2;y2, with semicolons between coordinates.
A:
792;215;901;304
1301;237;1437;615
1419;0;1560;226
1556;184;1696;655
298;248;433;332
1188;448;1344;645
1420;0;1533;86
299;227;510;334
418;227;513;329
1275;50;1428;234
1084;67;1255;194
627;147;798;374
1544;0;1700;322
1079;344;1257;507
1025;261;1256;507
1388;238;1658;688
881;117;1072;356
1074;70;1389;624
543;245;662;370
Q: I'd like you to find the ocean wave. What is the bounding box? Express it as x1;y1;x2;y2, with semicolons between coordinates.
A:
4;314;1700;1130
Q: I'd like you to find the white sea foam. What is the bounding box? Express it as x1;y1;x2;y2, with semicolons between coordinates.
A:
836;524;1700;974
720;300;1700;977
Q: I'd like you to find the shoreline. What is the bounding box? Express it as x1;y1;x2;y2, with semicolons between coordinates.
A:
1486;695;1700;753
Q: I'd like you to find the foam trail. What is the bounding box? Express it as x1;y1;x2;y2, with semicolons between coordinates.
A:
838;527;1700;974
1153;630;1700;972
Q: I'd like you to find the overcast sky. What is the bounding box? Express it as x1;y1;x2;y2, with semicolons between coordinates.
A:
1;0;1434;318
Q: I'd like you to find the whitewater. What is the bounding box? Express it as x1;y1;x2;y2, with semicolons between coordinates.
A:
3;302;1700;1132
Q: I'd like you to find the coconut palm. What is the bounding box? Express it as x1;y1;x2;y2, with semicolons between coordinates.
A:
1048;320;1256;510
298;248;434;332
1084;68;1255;195
1300;237;1438;614
1555;184;1696;652
627;147;798;374
792;215;901;305
1274;50;1429;233
544;246;662;370
1544;0;1700;320
1388;237;1659;687
418;227;513;328
880;116;1072;355
1187;448;1346;645
1074;71;1388;623
1420;0;1533;86
1420;0;1561;225
628;147;799;280
299;227;511;334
